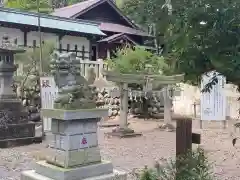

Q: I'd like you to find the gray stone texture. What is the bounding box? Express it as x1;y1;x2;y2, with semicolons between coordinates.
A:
35;160;114;180
49;133;98;150
21;169;127;180
45;147;101;168
51;119;98;135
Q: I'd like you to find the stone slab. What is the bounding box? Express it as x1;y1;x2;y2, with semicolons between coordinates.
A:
0;136;42;148
51;119;97;135
45;147;101;168
21;169;127;180
35;160;113;180
49;133;98;150
106;131;142;138
41;109;108;120
0;123;35;140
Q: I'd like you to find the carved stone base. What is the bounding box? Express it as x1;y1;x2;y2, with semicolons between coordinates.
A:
0;123;36;148
0;99;28;124
106;127;142;138
0;136;42;148
158;123;175;132
0;123;35;140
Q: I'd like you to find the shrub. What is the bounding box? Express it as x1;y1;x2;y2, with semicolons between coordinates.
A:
138;148;215;180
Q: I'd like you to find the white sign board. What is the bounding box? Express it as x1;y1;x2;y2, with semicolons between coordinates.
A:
201;71;226;121
40;77;58;131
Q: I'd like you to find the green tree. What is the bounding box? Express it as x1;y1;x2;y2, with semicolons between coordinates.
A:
166;0;240;87
107;46;169;74
121;0;172;53
14;41;55;102
122;0;240;88
5;0;52;13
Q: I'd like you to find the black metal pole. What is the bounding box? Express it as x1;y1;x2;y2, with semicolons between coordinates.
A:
37;0;45;139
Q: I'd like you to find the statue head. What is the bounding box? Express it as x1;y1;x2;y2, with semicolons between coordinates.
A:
50;52;96;110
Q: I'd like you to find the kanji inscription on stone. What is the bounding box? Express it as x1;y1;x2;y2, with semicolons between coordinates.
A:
81;136;87;145
42;80;51;88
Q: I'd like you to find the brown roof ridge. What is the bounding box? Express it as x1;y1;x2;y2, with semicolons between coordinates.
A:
98;33;139;45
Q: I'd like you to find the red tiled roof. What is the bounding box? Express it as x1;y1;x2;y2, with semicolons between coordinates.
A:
99;22;151;37
52;0;101;18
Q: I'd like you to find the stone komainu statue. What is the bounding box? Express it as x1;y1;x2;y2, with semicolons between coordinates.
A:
50;52;97;110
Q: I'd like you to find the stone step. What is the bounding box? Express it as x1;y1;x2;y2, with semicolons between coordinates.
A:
21;168;127;180
35;160;114;180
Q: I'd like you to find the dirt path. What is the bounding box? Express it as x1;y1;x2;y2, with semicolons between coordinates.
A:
0;119;240;180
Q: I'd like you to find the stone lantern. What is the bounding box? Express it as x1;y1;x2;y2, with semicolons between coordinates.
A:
0;35;35;147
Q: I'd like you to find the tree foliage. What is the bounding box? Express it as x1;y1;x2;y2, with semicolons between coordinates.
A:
166;0;240;87
14;41;55;101
121;0;171;52
5;0;85;12
6;0;52;13
122;0;240;88
107;46;169;74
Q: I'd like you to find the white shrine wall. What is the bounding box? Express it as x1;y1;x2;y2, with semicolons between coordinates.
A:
0;27;24;45
0;27;90;55
27;31;59;47
0;26;90;76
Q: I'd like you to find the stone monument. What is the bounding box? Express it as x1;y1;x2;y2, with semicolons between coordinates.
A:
21;52;127;180
0;35;35;148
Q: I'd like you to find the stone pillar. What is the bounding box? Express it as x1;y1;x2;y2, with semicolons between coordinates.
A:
159;86;175;131
163;86;172;124
108;83;142;137
119;82;128;129
21;109;127;180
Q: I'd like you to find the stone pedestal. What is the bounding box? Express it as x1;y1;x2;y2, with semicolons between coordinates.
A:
21;108;127;180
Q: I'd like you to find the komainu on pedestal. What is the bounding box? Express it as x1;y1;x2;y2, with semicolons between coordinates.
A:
21;52;127;180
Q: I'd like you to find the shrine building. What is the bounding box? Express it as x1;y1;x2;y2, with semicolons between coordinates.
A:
0;6;105;61
52;0;155;60
0;0;154;62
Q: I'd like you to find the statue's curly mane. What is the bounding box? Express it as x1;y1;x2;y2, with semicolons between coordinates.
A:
50;52;96;109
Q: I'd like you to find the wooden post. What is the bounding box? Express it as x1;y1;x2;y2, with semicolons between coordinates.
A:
176;116;192;177
119;82;128;129
176;116;192;156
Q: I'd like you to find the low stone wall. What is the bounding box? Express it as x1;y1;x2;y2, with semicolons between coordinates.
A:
96;89;165;118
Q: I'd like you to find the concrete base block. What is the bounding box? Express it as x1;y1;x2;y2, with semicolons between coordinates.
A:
34;161;114;180
21;169;127;180
45;147;101;168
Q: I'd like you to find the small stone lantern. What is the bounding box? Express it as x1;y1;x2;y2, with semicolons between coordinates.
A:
0;35;35;147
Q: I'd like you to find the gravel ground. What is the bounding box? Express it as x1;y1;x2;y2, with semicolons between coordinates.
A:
0;118;240;180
